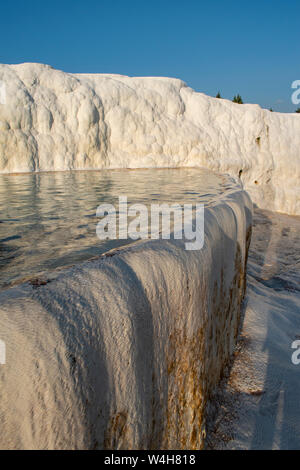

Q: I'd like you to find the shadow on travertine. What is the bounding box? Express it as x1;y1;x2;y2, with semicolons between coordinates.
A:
0;190;252;450
249;209;300;450
206;207;300;450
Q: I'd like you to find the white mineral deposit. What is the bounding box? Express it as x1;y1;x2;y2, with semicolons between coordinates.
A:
0;3;299;452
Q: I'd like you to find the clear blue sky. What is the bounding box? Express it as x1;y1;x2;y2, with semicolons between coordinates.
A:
0;0;299;112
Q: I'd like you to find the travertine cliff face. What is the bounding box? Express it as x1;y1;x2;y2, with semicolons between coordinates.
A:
0;63;299;214
0;187;252;450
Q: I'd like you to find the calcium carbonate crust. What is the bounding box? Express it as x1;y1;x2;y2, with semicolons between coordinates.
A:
0;185;252;449
0;63;298;214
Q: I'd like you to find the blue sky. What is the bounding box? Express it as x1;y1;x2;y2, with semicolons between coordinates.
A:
0;0;299;112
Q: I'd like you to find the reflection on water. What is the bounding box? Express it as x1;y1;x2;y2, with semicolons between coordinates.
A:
0;168;233;288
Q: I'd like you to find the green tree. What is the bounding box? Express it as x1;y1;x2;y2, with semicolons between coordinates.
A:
233;94;243;104
296;108;300;113
216;91;221;98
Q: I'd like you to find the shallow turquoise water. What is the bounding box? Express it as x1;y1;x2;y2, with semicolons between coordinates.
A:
0;167;233;288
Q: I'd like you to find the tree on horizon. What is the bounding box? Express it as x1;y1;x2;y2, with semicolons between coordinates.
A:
233;94;243;104
216;91;221;98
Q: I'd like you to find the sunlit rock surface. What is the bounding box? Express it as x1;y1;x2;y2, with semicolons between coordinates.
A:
0;188;252;450
0;63;299;214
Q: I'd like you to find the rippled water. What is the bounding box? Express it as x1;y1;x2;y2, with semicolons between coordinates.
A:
0;168;233;288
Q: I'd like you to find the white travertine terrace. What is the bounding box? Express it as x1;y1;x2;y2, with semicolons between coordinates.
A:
0;186;252;450
0;63;299;214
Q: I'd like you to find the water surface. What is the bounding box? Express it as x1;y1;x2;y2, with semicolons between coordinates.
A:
0;168;234;288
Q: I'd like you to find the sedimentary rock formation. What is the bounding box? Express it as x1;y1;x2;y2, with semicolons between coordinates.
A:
0;63;299;214
0;186;252;450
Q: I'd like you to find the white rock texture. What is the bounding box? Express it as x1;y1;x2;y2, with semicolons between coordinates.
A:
206;208;300;450
0;187;252;450
0;63;299;214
